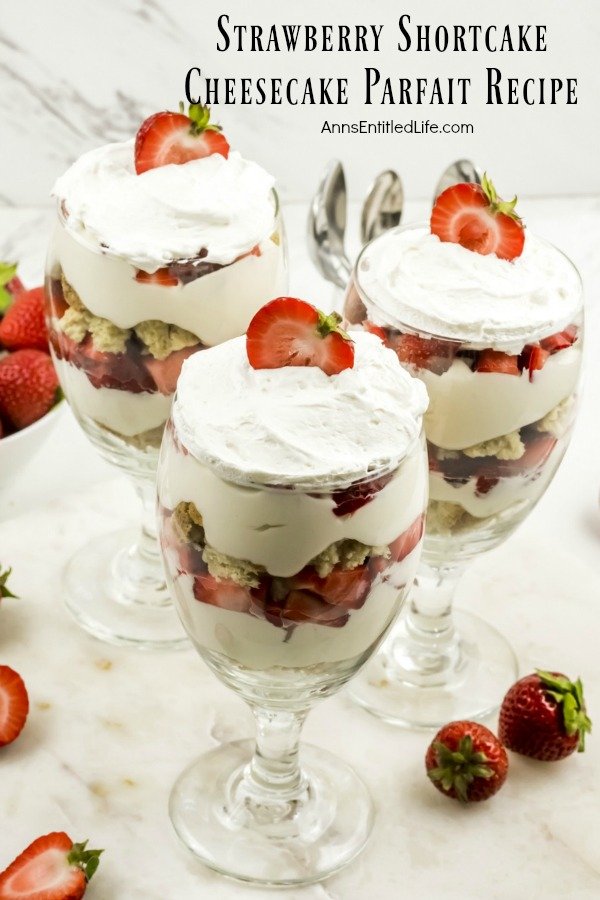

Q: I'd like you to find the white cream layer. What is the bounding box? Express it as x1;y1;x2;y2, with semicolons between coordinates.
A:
357;226;582;352
422;347;581;449
429;463;560;519
173;331;428;489
158;436;427;578
164;543;420;671
54;358;171;437
52;143;276;268
53;225;286;345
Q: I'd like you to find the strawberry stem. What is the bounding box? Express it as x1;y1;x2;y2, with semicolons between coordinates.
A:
427;735;494;803
67;840;104;882
481;172;522;222
183;102;223;136
0;261;18;314
316;309;351;341
537;669;592;752
0;565;17;599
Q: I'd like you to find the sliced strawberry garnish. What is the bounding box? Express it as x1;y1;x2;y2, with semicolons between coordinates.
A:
0;287;49;352
143;345;199;395
431;174;525;261
135;268;178;286
540;325;578;354
0;666;29;747
388;513;425;563
475;349;521;376
391;332;457;375
265;591;349;629
246;297;355;376
332;471;393;518
135;104;229;175
0;832;102;899
290;565;372;610
519;345;550;382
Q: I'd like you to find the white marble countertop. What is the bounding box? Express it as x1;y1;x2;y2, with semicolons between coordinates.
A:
0;199;599;899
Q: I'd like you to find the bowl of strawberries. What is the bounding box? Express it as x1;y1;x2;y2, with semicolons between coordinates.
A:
0;262;63;482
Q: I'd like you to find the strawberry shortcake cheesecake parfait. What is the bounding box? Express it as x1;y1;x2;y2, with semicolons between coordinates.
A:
157;297;428;884
344;175;584;727
45;103;287;648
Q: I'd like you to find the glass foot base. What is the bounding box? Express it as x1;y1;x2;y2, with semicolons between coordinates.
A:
64;527;188;650
348;609;518;729
169;739;374;886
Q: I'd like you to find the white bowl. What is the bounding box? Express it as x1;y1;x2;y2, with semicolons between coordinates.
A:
0;401;64;484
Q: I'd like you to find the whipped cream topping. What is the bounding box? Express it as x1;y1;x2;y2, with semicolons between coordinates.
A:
357;226;582;352
172;331;428;488
52;142;276;270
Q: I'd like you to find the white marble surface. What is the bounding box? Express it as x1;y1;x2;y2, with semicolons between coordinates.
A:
1;0;599;204
0;200;600;898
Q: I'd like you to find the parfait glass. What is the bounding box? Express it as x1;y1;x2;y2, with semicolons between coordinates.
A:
156;414;427;884
344;224;584;727
45;193;286;649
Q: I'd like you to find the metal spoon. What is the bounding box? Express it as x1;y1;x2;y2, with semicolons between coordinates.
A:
433;159;482;202
360;170;404;244
307;159;352;290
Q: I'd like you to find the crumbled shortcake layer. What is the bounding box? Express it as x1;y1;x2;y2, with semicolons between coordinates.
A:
463;430;525;460
171;500;389;585
535;396;575;439
59;274;199;358
426;500;479;535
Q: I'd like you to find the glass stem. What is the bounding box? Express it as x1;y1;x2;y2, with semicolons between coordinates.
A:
132;477;161;564
245;706;309;801
389;561;464;688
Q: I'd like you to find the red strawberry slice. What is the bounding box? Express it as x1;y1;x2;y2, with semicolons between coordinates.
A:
46;279;69;320
475;475;499;496
0;287;49;352
0;350;59;430
193;572;261;614
265;590;349;629
431;174;525;261
135;268;178;287
388;513;425;563
475;349;521;376
135;104;229;175
246;297;355;376
516;433;557;473
0;666;29;747
391;332;457;375
540;325;578;354
519;344;550;382
332;471;393;518
363;321;389;345
72;338;155;394
0;832;102;899
143;345;199;396
290;565;372;610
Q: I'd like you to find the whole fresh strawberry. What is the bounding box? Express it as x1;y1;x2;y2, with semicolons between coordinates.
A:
0;665;28;747
0;832;102;899
0;349;59;430
431;173;525;261
135;102;229;174
246;297;355;376
426;720;508;802
499;670;592;761
0;565;17;602
0;262;24;315
0;287;49;351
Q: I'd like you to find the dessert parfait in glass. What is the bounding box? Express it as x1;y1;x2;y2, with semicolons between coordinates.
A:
344;176;584;727
157;297;428;884
46;104;287;648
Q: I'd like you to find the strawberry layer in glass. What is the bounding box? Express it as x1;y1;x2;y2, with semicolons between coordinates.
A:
157;331;428;679
346;225;583;550
47;142;285;449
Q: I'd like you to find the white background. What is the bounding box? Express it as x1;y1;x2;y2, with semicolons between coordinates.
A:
1;0;599;205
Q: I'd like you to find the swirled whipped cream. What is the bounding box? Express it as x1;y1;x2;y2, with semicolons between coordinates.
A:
357;226;582;352
52;141;276;270
172;331;428;488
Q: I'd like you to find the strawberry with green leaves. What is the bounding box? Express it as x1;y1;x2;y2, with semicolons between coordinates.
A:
499;670;592;761
0;832;102;899
431;173;525;261
135;103;229;175
0;287;49;352
0;565;17;602
0;263;24;316
426;720;508;803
